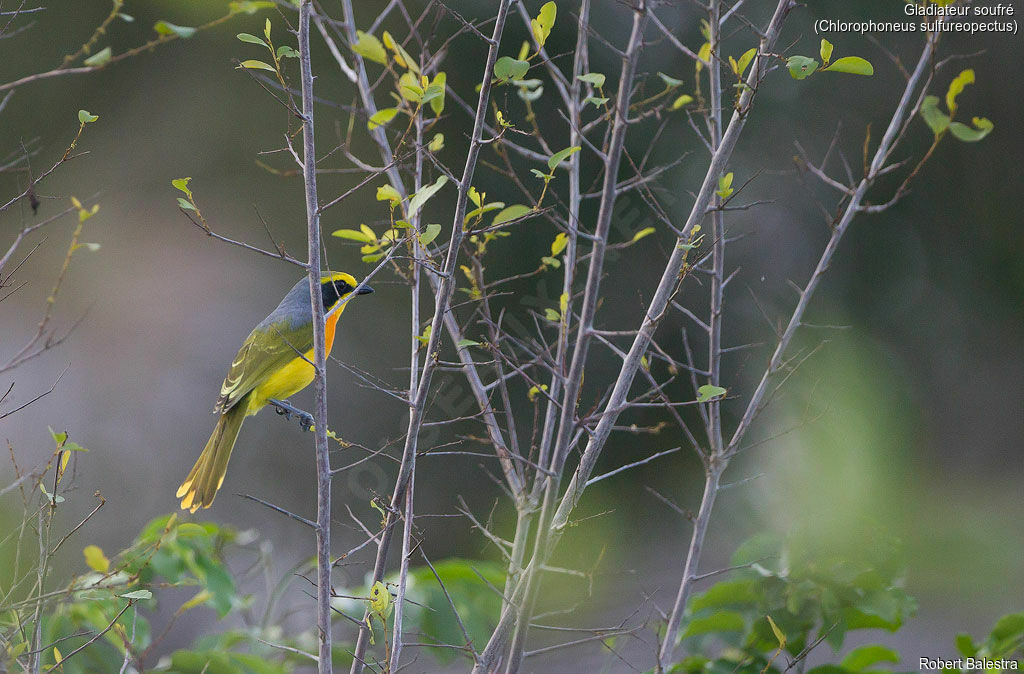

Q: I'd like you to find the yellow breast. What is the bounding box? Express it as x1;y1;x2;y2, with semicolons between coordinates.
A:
246;306;344;414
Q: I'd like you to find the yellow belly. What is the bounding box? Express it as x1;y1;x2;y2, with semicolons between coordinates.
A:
248;350;316;414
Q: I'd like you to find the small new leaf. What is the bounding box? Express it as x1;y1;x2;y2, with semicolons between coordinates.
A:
367;107;398;131
83;545;110;573
822;56;874;76
352;30;387;65
548;146;581;170
948;117;993;143
238;59;276;73
236;32;268;47
716;172;734;199
531;2;557;48
657;72;684;88
671;95;694;110
578;72;605;88
919;96;951;137
696;384;727;403
493;204;532;226
787;56;819;80
946;69;975;115
820;39;833;66
83;47;112;67
121;589;153;600
632;227;656;242
78;109;99;124
376;184;401;205
154;21;196;39
418;223;442;247
408;175;448;217
494;56;529;83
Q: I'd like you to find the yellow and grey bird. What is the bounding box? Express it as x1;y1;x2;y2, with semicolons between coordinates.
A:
177;272;373;512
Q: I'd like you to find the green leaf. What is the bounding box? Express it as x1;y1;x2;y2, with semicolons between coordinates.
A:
671;95;694;110
367;107;399;131
120;589;153;600
429;72;446;115
688;579;758;611
585;96;609;107
819;39;833;65
78;109;99;124
83;46;112;67
578;72;605;87
990;612;1024;642
550;231;569;256
494;56;529;83
238;59;276;72
362;253;384;263
531;2;557;47
920;96;951;137
456;339;480;348
658;72;684;88
841;645;900;671
264;18;271;40
408;175;448;216
428;133;444;151
229;0;277;13
631;227;656;242
236;32;268;47
177;197;195;211
492;204;532;226
418;223;442;247
332;228;373;243
766;615;787;648
716;172;734;199
787;56;819;80
530;168;551;180
822;56;874;76
352;30;387;65
735;48;756;76
172;177;192;195
548;146;581;170
681;610;745;638
696;384;727;402
119;13;134;22
541;256;560;268
464;202;504;224
946;69;975;114
398;71;422;102
382;30;418;73
544;308;560;322
948;117;993;143
955;633;977;658
376;184;401;205
154;21;196;38
276;45;299;59
83;545;110;572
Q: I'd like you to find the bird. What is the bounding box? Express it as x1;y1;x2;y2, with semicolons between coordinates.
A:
177;272;373;512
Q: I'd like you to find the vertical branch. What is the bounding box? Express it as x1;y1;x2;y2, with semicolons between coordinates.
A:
707;0;725;456
297;2;332;672
659;2;726;665
389;97;426;671
348;3;514;670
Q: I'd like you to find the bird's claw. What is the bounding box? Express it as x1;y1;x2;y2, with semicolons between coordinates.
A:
269;399;314;431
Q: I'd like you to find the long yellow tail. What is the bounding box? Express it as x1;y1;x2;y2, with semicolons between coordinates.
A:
176;403;247;512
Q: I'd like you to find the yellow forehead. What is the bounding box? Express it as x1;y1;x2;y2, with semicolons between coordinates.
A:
320;272;358;287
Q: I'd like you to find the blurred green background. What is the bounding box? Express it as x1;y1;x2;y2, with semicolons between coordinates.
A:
2;0;1021;669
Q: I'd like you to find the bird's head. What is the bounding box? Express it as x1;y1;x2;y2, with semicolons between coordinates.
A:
320;271;373;314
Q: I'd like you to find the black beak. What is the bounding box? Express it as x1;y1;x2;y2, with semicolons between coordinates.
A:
356;284;374;295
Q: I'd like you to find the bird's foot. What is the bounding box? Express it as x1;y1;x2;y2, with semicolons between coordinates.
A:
268;399;315;431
